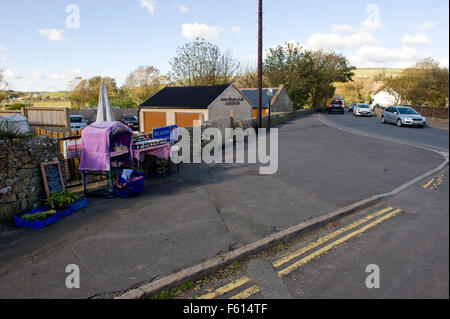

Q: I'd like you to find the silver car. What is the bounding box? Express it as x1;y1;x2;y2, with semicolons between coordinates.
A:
353;103;372;117
381;106;426;128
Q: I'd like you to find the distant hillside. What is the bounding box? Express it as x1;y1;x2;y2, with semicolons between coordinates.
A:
353;68;404;79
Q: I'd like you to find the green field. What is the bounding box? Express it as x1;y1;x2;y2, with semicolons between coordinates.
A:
353;68;404;79
32;101;71;108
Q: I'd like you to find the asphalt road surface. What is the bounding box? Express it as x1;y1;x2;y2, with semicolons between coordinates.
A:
0;112;447;298
320;111;449;153
184;112;449;300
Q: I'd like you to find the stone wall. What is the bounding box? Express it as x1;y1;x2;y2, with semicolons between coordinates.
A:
0;135;62;222
271;88;294;113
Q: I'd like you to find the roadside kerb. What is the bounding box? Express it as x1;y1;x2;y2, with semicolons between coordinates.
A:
116;195;379;299
116;112;448;300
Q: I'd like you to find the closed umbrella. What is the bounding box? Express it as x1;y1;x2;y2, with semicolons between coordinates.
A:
96;80;115;122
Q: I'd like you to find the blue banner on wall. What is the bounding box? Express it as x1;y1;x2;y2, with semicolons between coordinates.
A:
152;125;178;142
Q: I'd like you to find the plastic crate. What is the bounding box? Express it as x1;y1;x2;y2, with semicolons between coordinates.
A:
55;205;74;219
73;197;87;211
113;170;145;198
14;207;59;230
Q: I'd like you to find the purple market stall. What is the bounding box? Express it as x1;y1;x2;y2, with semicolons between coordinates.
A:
79;121;134;198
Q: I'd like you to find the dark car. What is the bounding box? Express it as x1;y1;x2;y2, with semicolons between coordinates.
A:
120;114;139;131
328;99;344;114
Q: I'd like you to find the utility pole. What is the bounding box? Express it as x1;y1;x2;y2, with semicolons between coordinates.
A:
257;0;263;129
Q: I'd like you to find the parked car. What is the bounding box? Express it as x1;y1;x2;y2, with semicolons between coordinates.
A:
328;99;345;114
381;106;426;128
353;103;373;117
348;102;357;112
120;114;139;130
70;115;88;130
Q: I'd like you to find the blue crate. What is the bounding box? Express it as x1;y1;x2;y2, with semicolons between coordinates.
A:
14;207;59;230
73;197;87;211
55;205;74;219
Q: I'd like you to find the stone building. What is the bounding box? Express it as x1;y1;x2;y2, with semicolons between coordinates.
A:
138;84;252;133
240;85;294;117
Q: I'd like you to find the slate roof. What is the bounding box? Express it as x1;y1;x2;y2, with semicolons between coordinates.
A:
139;84;231;109
240;88;279;109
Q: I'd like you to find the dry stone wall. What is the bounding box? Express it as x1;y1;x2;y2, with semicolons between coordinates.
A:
0;135;62;222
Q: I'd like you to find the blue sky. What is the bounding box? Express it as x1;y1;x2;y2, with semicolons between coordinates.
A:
0;0;448;91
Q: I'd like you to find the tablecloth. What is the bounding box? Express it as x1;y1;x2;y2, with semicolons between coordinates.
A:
132;143;171;162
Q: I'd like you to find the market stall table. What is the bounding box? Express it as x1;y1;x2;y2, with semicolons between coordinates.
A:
132;143;179;176
79;121;134;197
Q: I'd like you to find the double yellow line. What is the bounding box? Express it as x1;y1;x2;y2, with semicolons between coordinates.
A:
196;206;402;299
423;174;444;190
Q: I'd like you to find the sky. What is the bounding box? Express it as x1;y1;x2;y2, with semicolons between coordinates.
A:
0;0;448;92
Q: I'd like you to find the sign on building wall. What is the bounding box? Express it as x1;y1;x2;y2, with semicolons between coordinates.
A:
220;97;244;106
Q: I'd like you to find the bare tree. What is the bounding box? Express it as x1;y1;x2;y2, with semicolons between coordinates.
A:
169;38;240;86
124;66;165;104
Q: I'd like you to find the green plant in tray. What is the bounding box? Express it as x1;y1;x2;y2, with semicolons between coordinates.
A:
46;191;79;211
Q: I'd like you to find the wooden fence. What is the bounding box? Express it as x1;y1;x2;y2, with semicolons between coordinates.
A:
25;107;71;132
0;109;23;117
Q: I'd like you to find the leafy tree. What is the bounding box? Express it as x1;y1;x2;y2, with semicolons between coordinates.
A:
68;76;118;109
233;64;272;88
169;38;240;86
384;58;449;107
264;42;355;109
0;70;9;103
110;88;137;108
124;65;165;105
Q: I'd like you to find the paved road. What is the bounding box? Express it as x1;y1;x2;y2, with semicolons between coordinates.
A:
183;112;449;299
185;168;448;299
319;112;449;152
0;113;447;298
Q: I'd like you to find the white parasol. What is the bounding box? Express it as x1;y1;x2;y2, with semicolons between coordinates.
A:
96;80;115;122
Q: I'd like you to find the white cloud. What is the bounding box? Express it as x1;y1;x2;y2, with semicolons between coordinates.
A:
307;31;377;50
50;69;82;80
402;33;432;47
438;58;449;68
331;24;355;33
25;71;44;80
139;0;157;15
231;26;241;33
179;5;190;14
352;45;422;66
1;69;17;79
0;45;6;52
38;28;65;41
418;21;436;31
181;22;221;41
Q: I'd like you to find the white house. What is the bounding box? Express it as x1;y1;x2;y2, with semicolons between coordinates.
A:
371;90;400;109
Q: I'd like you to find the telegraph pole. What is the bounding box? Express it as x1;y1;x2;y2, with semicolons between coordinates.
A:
257;0;263;129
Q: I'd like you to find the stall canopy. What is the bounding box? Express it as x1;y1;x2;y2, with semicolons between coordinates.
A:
79;121;134;171
96;80;115;122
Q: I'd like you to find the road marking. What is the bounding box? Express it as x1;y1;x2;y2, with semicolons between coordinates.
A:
196;277;250;299
277;209;403;278
430;174;444;190
423;178;435;189
230;285;260;299
272;206;394;268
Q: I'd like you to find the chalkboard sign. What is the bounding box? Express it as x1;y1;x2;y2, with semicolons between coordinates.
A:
40;161;65;198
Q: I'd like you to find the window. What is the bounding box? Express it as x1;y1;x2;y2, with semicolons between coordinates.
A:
398;108;418;115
